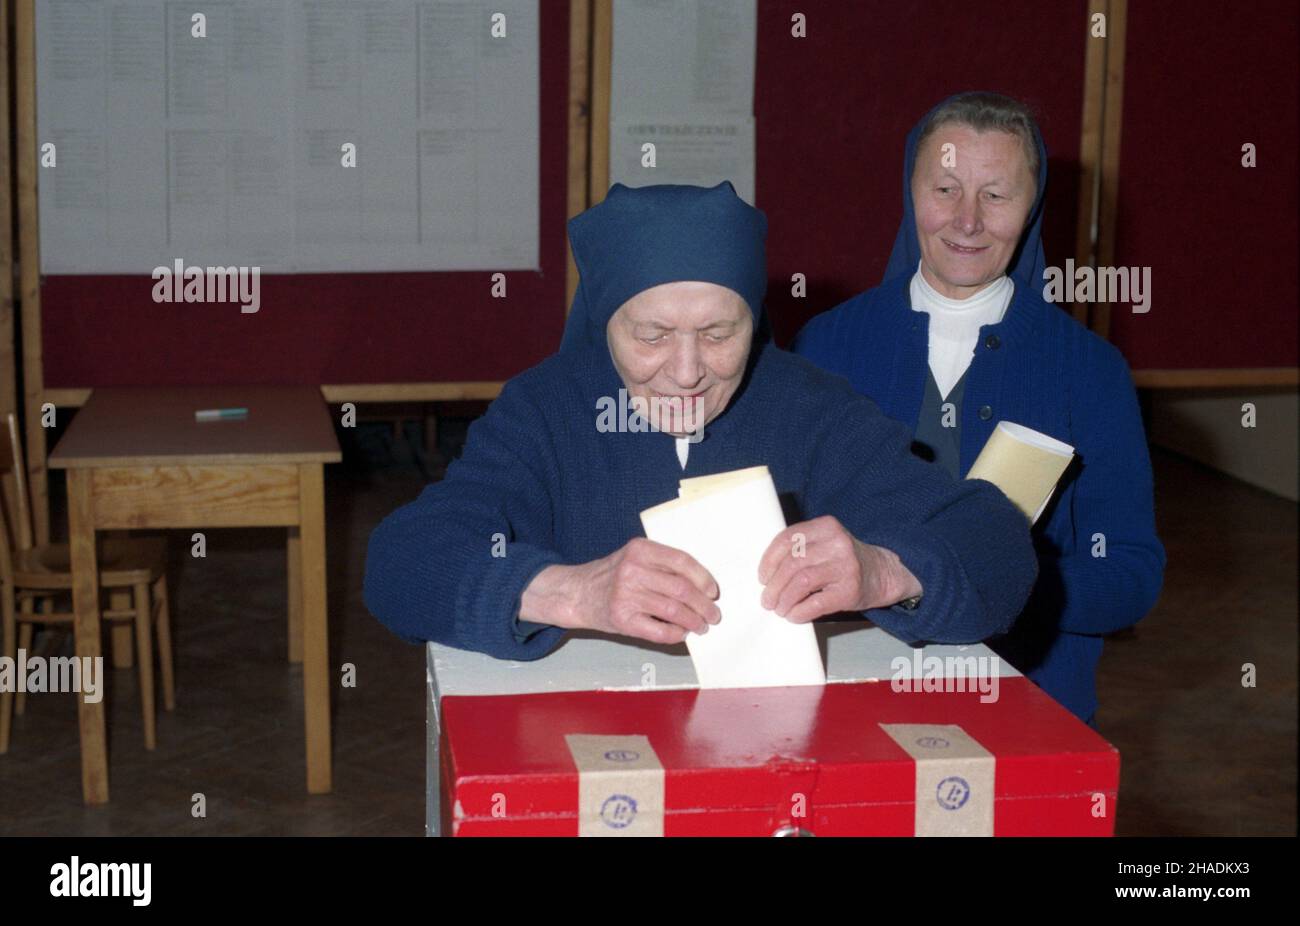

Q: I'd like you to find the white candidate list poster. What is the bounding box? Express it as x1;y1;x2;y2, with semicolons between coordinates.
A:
36;0;540;274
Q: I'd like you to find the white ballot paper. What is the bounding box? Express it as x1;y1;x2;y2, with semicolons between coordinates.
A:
967;422;1075;524
639;466;826;689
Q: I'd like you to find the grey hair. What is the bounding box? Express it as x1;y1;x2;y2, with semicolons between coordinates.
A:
914;92;1041;179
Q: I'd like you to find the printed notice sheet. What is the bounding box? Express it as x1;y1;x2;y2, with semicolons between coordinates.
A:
35;0;539;273
610;0;756;204
611;0;755;116
609;116;756;205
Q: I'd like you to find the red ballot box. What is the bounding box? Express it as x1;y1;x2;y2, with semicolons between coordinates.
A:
439;675;1118;837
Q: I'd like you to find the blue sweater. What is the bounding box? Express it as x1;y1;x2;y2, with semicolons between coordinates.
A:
363;340;1039;661
794;273;1167;721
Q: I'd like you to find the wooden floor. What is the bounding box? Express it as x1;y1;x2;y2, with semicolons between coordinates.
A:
0;423;1294;836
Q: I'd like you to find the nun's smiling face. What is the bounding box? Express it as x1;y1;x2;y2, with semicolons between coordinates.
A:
910;125;1036;299
607;281;753;438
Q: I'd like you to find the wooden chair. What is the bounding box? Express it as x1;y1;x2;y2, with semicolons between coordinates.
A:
0;412;174;754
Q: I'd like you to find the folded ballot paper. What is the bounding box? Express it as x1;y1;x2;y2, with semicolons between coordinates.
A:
967;422;1075;524
639;466;826;689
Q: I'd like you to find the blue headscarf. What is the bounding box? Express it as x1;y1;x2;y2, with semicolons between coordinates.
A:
559;181;769;354
881;93;1049;291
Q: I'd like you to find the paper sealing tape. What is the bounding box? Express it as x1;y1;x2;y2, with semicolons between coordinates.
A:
879;724;995;837
565;734;665;837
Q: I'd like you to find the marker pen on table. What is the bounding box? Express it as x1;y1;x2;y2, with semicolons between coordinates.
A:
195;407;249;422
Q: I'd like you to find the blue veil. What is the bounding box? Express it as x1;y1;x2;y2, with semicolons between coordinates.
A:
558;181;769;354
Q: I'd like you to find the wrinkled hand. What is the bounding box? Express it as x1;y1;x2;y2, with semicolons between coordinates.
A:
757;515;919;623
561;537;722;645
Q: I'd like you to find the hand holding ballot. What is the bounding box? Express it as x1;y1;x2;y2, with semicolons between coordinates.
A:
519;538;722;646
640;466;826;686
520;464;923;678
757;516;923;622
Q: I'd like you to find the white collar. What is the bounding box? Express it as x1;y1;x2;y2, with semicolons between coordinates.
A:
913;260;1012;313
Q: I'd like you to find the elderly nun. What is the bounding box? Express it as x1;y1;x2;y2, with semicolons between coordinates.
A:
794;93;1166;725
364;181;1037;659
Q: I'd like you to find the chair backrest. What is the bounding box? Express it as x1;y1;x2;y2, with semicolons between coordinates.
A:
0;413;36;585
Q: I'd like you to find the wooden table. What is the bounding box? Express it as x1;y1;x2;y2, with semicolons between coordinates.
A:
47;386;341;804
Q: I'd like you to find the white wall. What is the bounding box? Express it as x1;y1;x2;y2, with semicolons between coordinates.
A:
1148;388;1298;501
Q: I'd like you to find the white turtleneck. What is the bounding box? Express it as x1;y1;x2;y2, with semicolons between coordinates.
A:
909;262;1014;400
675;435;690;469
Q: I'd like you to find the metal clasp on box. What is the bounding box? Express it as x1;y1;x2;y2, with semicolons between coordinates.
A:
765;755;819;837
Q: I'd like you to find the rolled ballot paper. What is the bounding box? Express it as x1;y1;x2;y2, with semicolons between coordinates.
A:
966;421;1075;524
639;465;826;689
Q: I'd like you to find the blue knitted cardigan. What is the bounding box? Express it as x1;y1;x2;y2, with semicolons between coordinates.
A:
364;184;1039;663
793;98;1166;721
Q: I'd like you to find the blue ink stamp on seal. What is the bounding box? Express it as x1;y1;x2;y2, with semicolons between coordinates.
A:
601;794;638;828
916;736;950;749
936;776;970;810
604;749;640;762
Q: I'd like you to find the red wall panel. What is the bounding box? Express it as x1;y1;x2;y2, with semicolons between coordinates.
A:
1109;0;1298;369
